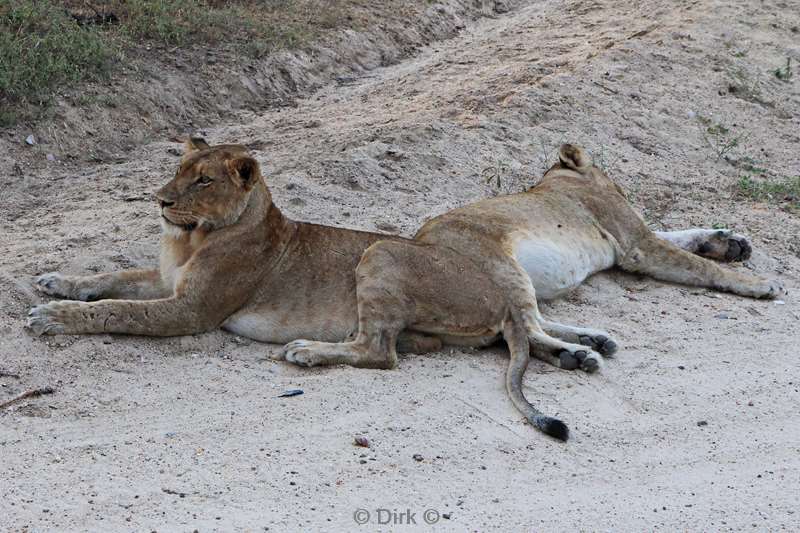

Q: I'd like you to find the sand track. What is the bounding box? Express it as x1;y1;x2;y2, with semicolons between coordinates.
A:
2;0;799;530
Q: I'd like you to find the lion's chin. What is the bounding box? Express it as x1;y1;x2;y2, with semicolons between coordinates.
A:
161;216;198;233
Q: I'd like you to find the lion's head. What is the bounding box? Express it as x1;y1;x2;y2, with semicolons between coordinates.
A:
155;138;262;233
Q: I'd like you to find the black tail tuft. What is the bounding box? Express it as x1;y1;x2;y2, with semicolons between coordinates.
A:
535;416;569;441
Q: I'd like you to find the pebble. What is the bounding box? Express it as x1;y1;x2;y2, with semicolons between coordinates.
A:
697;420;708;427
25;134;36;145
354;436;369;448
412;454;424;462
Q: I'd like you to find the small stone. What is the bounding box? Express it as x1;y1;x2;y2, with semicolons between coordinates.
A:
25;134;36;145
354;436;369;448
46;153;56;161
376;222;400;233
412;454;424;462
442;513;451;519
697;420;708;427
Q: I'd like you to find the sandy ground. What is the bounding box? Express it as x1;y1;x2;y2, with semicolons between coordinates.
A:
2;0;800;531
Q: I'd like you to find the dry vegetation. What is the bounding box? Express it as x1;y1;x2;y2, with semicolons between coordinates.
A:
0;0;352;123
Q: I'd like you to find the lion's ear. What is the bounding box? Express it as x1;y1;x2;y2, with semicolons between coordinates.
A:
186;136;210;151
558;144;592;171
227;156;260;191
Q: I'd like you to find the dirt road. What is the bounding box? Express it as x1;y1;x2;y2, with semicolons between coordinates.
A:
2;0;799;530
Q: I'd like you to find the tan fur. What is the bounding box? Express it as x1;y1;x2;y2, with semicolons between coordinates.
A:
28;139;428;348
29;141;785;439
279;144;786;440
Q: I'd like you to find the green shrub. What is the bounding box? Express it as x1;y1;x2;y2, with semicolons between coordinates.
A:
737;174;800;207
118;0;321;53
0;0;113;105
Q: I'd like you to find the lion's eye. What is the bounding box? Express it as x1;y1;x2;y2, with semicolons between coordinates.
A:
197;175;213;186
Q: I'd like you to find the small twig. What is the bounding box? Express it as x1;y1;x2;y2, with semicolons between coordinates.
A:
592;80;619;95
0;387;55;409
0;370;21;379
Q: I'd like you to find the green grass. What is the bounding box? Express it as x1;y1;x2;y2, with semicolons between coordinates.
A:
696;116;750;161
774;58;793;82
0;0;349;125
117;0;327;51
737;174;800;208
0;0;113;108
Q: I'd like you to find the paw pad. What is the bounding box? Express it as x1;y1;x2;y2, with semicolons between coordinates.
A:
559;349;601;373
578;335;618;356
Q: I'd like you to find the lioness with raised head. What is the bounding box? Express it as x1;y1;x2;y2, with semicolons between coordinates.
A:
28;138;438;350
28;140;783;440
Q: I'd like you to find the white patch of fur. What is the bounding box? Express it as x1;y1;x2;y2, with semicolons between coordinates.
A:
513;234;616;300
222;312;283;342
655;228;727;250
160;218;188;238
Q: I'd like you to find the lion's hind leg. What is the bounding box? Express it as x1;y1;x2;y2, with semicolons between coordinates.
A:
540;320;618;357
281;243;417;369
282;335;398;369
281;304;405;369
501;259;605;373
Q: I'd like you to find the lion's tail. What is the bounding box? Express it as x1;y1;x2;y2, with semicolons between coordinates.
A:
504;320;569;441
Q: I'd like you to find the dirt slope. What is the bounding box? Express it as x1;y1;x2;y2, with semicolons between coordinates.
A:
2;0;799;531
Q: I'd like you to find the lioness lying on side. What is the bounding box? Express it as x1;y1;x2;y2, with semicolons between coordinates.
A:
28;140;784;440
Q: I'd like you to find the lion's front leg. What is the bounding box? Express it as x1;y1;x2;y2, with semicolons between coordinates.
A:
27;297;215;337
620;236;786;299
655;229;752;262
35;269;168;301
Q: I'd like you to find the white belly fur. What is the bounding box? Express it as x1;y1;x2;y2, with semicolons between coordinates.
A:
513;235;616;300
222;312;284;343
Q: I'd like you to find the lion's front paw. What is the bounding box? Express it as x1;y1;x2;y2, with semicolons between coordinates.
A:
282;339;325;367
760;280;788;300
35;273;74;298
35;273;99;301
722;232;752;262
559;349;603;373
698;230;752;262
26;302;68;336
